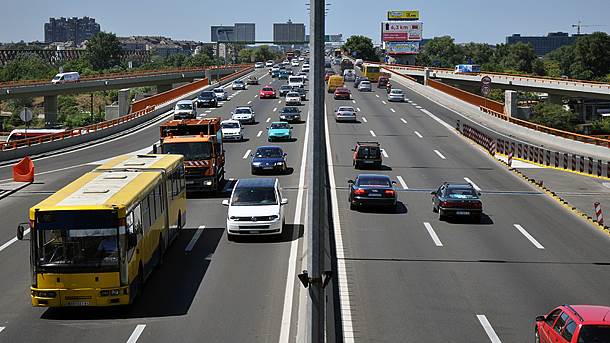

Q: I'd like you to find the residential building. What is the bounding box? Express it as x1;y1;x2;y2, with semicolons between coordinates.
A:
44;17;100;45
506;32;582;56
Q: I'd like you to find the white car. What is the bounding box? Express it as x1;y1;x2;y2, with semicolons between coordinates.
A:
220;120;243;141
285;92;301;106
288;76;305;88
358;80;372;92
232;80;246;90
388;89;405;102
254;62;264;68
222;178;288;240
301;65;310;73
231;106;256;124
213;87;228;101
265;60;274;67
335;106;357;122
291;60;300;67
298;56;304;61
173;100;197;119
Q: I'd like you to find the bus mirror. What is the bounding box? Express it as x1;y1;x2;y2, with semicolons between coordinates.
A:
128;233;138;248
152;144;158;154
16;223;27;240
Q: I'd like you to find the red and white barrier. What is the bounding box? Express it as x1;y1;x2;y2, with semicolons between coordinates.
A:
595;202;604;225
508;151;514;167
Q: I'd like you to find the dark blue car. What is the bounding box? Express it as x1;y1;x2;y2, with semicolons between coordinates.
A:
251;146;287;174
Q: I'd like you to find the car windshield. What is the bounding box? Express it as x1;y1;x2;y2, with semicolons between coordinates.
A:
255;147;283;158
235;108;251;114
263;88;273;91
234;81;244;85
214;89;224;93
282;107;299;113
270;123;290;130
200;92;214;99
577;325;610;342
222;122;240;129
360;81;371;85
231;187;278;206
446;187;478;199
177;104;192;110
281;86;292;90
163;142;212;160
357;177;391;187
338;107;354;112
357;146;380;158
391;90;403;94
287;92;299;97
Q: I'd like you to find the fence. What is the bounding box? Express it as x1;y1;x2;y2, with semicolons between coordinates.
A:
426;78;505;113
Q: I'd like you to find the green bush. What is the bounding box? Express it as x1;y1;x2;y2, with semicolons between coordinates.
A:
530;103;577;131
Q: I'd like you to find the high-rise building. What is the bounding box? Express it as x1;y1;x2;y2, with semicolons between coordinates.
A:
211;23;255;43
506;32;582;56
273;20;305;44
44;17;100;45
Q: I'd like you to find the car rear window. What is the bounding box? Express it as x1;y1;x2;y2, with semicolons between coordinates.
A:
357;146;380;158
283;107;299;113
357;177;390;187
577;325;610;342
235;108;251;114
446;188;478;199
338;107;354;112
222;122;239;129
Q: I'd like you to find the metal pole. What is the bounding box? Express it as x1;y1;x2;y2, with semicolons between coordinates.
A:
306;0;326;341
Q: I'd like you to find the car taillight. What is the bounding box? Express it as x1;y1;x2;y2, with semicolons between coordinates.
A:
470;201;482;209
354;189;366;195
439;201;452;207
384;190;395;196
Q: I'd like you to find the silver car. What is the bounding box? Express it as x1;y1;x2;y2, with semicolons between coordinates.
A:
213;87;228;101
358;80;372;92
335;106;357;122
388;89;405;102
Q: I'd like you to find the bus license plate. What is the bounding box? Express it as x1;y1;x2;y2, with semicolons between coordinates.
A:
66;301;90;306
186;181;195;185
456;211;469;215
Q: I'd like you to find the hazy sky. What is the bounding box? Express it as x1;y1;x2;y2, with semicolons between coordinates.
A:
1;0;609;44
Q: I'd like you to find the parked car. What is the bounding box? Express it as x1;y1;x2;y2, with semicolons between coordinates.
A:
267;122;293;141
388;89;405;102
348;174;397;210
279;106;302;123
213;87;228;101
250;146;288;174
335;106;357;122
259;86;277;99
220;120;244;141
231;106;256;124
352;141;382;169
535;304;610;343
358;80;372;92
196;91;218;108
334;87;351;100
431;182;483;222
222;178;287;240
173;100;197;119
285;91;302;105
232;80;246;90
246;75;259;85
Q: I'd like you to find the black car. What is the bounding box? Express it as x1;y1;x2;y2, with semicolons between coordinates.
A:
354;76;369;88
291;86;307;101
348;174;397;210
197;91;218;108
279;85;293;97
431;182;483;222
279;106;302;123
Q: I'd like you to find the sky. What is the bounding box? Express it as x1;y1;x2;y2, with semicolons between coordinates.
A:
1;0;609;44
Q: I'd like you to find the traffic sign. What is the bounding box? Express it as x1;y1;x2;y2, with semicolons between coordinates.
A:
481;84;492;96
19;108;33;123
481;75;492;86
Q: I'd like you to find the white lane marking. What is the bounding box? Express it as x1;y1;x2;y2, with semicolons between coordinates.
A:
247;100;252;105
279;111;310;342
411;103;418;106
414;131;423;138
477;315;502;343
381;100;387;105
0;228;30;253
205;110;212;113
463;177;481;191
415;105;422;109
381;149;388;158
126;324;146;343
0;327;4;333
257;130;263;137
361;117;368;123
423;222;443;247
185;226;205;252
419;107;456;131
201;113;207;116
390;108;396;113
400;118;408;124
513;224;545;249
254;95;258;99
434;149;446;159
266;117;271;123
258;74;267;80
369;130;376;137
396;176;408;189
352;100;356;104
278;100;282;104
375;94;380;98
356;107;361;112
325;106;355;343
242;149;251;159
273;107;277;112
87;145;155;165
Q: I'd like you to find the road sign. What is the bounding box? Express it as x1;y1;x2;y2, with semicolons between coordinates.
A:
19;108;33;123
481;75;492;86
481;84;492;96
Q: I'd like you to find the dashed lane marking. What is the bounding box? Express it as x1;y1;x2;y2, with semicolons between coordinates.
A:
126;324;146;343
242;149;251;159
185;226;205;252
397;176;408;189
361;117;368;123
400;118;407;124
477;315;502;343
414;131;423;138
423;222;443;247
434;149;446;159
514;224;545;249
463;177;481;191
370;130;376;137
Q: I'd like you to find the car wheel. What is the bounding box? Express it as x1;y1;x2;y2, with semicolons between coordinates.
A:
349;201;357;210
251;168;256;175
535;328;540;343
438;209;446;221
432;205;438;213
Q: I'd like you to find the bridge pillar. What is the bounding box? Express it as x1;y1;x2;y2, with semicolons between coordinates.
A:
118;89;130;116
424;67;430;86
43;95;58;127
504;90;518;118
157;84;173;93
548;93;563;105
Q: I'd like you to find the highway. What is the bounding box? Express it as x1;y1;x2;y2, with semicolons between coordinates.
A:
0;68;307;342
327;65;610;342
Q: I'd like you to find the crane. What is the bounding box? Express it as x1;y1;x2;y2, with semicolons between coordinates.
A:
572;21;608;35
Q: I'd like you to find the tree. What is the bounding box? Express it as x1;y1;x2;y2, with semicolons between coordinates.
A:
572;32;610;80
530;102;577;131
416;36;464;67
253;45;278;62
343;35;378;61
498;42;537;73
185;52;214;67
0;54;55;82
532;58;546;76
237;48;253;63
85;32;123;70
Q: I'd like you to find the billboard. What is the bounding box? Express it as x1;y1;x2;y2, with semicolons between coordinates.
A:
381;21;423;42
387;10;419;21
384;41;420;55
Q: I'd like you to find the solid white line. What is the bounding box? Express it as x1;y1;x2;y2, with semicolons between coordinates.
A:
369;130;376;137
411;103;418;106
382;100;387;105
0;228;30;253
273;107;277;112
513;224;545;249
278;110;310;343
126;324;146;343
257;130;263;137
375;94;380;98
201;113;207;116
247;100;252;104
400;118;407;124
423;222;443;247
0;327;4;334
414;131;423;138
242;149;251;159
185;226;205;252
266;117;271;123
434;149;446;159
205;110;212;113
381;149;388;158
396;175;408;189
361;117;368;123
463;177;481;191
477;315;502;343
325;105;355;343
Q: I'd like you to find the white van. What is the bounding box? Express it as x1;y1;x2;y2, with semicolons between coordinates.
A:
51;72;80;84
288;76;305;88
173;100;197;119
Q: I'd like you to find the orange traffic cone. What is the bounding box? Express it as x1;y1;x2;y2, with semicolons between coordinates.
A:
13;156;34;183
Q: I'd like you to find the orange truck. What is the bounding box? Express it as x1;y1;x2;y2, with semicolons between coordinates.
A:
158;118;225;192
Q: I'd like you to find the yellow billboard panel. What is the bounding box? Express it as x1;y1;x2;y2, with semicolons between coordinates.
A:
387;10;419;20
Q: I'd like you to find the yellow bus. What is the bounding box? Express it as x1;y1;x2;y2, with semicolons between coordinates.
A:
362;63;382;82
19;154;186;307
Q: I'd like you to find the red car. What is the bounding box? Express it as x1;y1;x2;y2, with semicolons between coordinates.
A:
324;70;335;81
259;86;276;99
334;87;351;100
535;304;610;343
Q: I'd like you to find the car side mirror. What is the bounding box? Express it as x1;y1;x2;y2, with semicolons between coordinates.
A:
535;315;546;322
430;191;437;195
347;180;354;184
290;126;294;129
222;199;230;206
477;191;482;196
281;198;289;205
16;223;28;240
283;153;287;156
392;181;397;184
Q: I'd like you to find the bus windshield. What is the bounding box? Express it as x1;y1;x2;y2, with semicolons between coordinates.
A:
164;142;212;160
366;66;380;73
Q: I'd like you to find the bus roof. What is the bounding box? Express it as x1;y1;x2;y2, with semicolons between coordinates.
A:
95;154;183;172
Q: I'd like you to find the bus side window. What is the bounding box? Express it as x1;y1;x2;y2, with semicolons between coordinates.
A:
141;195;151;232
179;165;185;190
156;184;163;213
132;204;142;235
